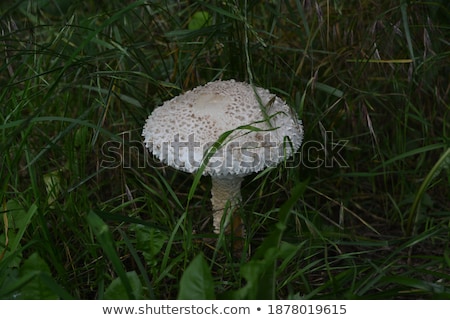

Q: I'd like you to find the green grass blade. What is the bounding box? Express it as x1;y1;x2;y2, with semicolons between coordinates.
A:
43;0;149;103
407;148;450;235
86;211;135;299
120;229;155;299
232;181;307;299
400;0;416;65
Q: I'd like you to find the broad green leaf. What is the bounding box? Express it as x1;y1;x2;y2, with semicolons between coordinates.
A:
15;253;58;299
188;11;212;30
5;201;37;260
0;230;22;269
178;254;215;300
134;225;168;265
6;199;28;231
105;271;143;300
237;246;278;299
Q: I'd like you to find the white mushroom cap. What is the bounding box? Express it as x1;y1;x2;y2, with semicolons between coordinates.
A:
142;80;303;176
143;79;303;233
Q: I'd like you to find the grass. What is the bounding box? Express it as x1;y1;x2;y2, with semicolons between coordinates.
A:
1;0;449;299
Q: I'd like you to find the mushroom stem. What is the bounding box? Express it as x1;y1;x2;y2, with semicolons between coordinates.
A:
210;175;244;233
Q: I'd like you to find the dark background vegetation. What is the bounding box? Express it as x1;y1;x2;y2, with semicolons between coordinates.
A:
1;0;449;299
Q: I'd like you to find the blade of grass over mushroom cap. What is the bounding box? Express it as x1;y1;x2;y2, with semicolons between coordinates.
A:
188;117;294;185
186;122;271;229
186;117;301;231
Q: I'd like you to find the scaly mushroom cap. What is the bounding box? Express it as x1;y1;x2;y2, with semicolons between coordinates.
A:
142;80;303;176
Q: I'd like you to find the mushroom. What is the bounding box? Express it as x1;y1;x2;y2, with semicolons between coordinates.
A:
142;80;303;233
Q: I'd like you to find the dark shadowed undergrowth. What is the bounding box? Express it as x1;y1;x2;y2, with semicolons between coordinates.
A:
1;0;449;299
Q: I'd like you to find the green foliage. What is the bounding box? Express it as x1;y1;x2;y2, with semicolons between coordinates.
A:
188;11;212;30
178;254;215;300
104;271;143;300
227;182;307;299
1;252;63;299
87;211;138;299
0;0;449;300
